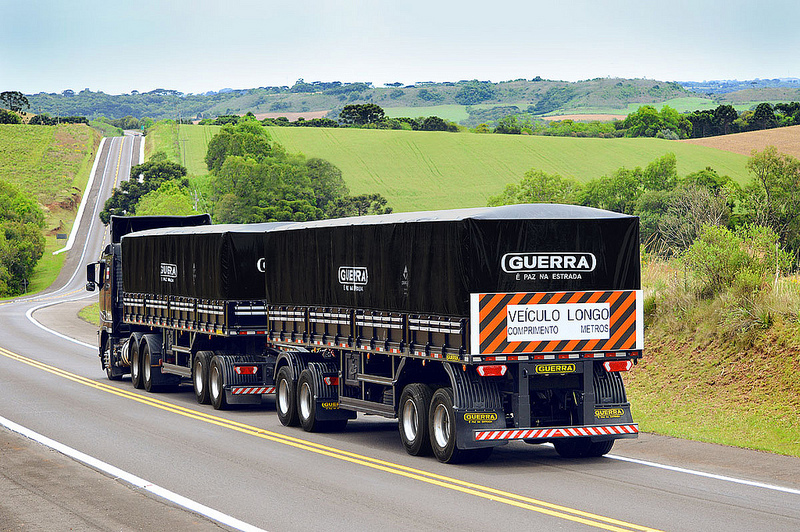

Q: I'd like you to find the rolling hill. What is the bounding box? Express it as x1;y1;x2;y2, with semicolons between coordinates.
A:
152;123;751;213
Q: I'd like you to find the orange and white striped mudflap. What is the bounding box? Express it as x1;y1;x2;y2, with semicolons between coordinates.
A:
231;386;276;395
469;290;643;356
474;424;639;442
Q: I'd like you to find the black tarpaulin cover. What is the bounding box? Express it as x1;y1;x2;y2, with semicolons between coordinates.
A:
110;214;211;243
263;204;640;317
120;205;639;317
121;223;285;300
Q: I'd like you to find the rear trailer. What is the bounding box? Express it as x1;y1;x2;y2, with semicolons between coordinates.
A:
260;204;642;462
90;205;642;463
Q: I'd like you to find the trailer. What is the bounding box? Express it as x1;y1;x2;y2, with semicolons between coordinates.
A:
87;204;643;463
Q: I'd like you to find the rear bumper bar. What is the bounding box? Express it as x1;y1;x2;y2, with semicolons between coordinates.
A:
475;423;638;442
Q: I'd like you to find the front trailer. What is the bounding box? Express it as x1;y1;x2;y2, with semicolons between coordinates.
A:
88;205;642;463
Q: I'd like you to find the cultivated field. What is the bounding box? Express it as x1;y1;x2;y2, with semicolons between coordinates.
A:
264;127;750;212
156;123;752;212
682;124;800;159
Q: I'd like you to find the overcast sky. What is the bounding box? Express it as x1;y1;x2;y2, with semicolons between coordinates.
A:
2;0;798;95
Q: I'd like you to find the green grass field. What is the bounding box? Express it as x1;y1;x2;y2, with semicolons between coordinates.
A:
152;123;750;213
265;127;750;212
0;124;100;294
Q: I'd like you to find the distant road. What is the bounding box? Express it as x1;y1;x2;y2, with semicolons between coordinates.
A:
0;133;799;531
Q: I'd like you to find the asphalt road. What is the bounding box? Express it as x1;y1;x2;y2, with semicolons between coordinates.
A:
1;134;799;531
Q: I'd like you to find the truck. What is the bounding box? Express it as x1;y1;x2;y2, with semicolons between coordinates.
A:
86;204;642;463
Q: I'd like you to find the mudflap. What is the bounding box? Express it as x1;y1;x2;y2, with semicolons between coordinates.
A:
307;361;356;422
141;334;181;387
444;364;506;450
214;354;275;405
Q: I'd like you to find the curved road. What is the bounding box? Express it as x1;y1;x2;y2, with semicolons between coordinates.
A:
1;134;799;531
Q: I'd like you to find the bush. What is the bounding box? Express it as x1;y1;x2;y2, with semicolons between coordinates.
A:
681;224;792;298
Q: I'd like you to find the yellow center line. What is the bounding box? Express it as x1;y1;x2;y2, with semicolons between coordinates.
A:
0;346;661;532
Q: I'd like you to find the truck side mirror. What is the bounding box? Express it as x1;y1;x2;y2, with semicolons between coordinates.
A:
86;263;96;291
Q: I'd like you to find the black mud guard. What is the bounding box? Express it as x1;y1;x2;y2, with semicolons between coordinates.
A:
304;361;355;422
443;363;506;450
141;333;180;386
591;366;634;437
214;354;272;388
274;349;316;382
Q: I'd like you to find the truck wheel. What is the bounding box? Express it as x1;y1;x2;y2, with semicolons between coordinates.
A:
553;437;592;458
429;387;493;464
585;440;614;457
399;383;433;456
142;343;156;392
130;339;143;389
192;351;212;404
104;338;122;381
209;356;228;410
275;366;299;427
297;369;320;432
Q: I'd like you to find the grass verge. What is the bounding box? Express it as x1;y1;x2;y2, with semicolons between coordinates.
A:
78;302;100;327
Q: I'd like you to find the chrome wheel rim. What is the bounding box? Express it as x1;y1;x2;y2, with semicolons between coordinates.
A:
401;399;418;441
433;403;450;449
299;381;312;421
278;379;289;415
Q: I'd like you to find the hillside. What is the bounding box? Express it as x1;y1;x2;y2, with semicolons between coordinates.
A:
0;124;101;292
25;78;693;124
682;124;800;159
154;123;751;213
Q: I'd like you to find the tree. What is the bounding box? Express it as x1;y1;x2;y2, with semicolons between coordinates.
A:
487;170;581;206
713;104;738;135
740;146;800;248
580;167;643;214
751;103;777;130
494;115;521;134
328;193;392;217
642;153;679;191
0;109;21;124
134;181;198;216
305;158;349;214
100;155;188;223
0;91;29;114
205;118;273;172
339;104;385;126
421;116;450;132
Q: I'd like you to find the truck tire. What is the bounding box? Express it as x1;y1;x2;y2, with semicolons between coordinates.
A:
297;369;320;432
104;338;122;381
553;438;591;458
192;351;212;404
142;342;156;392
275;365;299;427
130;338;143;389
429;387;493;464
399;383;433;456
585;440;614;457
209;356;228;410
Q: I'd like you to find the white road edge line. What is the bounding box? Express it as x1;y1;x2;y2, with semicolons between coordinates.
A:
54;137;107;255
0;415;268;532
26;297;96;350
606;453;800;496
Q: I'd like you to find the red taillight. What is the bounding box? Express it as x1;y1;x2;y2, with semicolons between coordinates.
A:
234;365;258;375
323;376;339;386
603;360;633;372
477;365;507;377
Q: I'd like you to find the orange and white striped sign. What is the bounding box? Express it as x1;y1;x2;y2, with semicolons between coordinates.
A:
469;290;643;356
